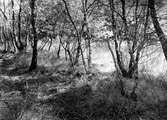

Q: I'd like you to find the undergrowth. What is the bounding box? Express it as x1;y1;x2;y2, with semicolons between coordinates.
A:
0;52;167;120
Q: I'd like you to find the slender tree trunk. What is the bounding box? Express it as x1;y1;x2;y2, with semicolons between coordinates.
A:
87;38;91;69
80;43;87;72
11;0;17;52
148;0;167;60
25;16;30;48
4;39;7;52
29;0;37;71
2;27;7;52
74;39;81;65
57;37;61;58
17;0;24;51
48;37;53;51
106;38;119;72
65;44;68;60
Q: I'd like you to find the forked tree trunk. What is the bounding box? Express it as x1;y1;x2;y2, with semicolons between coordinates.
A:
109;0;128;77
11;0;24;52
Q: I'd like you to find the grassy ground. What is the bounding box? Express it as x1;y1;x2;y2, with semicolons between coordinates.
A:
0;51;167;120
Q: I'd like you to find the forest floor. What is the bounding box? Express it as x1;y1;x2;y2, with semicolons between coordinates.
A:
0;52;167;120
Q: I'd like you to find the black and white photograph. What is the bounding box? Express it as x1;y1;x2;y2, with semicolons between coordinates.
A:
0;0;167;119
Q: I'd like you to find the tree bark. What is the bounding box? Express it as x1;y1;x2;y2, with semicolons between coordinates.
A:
87;37;91;69
17;0;24;51
29;0;37;71
11;0;16;52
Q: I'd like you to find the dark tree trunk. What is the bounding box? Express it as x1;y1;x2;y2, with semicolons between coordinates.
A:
29;0;37;72
11;0;16;52
17;0;24;51
57;38;61;58
148;0;167;60
87;38;91;69
74;41;81;65
65;44;68;60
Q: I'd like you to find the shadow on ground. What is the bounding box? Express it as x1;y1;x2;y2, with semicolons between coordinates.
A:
0;52;167;120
